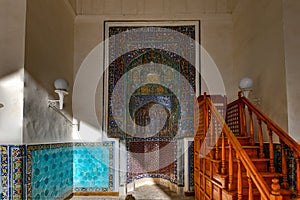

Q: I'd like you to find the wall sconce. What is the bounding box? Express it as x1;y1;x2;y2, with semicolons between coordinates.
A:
239;77;253;98
48;78;68;110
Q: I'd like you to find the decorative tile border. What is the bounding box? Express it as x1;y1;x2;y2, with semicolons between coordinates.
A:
188;141;194;191
1;145;9;200
73;142;114;193
9;146;25;200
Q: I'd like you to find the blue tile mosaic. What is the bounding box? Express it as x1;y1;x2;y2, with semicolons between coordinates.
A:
27;144;73;200
107;25;196;138
73;142;114;192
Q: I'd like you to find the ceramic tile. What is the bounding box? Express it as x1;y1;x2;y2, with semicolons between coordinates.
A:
27;143;73;199
73;142;114;192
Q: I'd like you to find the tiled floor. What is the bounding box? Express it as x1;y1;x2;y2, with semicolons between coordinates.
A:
71;184;195;200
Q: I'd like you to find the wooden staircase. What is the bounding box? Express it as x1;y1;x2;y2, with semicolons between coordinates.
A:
194;93;300;200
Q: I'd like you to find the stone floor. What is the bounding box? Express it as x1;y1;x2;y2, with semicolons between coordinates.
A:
71;184;195;200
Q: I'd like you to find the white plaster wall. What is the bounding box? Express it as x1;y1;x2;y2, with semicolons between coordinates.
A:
232;0;288;141
282;0;300;142
0;0;26;144
23;73;73;144
24;0;75;143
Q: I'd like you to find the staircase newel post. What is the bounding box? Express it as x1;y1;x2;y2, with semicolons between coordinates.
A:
248;109;255;145
238;98;247;137
280;140;289;189
257;118;265;158
270;178;283;200
268;127;275;173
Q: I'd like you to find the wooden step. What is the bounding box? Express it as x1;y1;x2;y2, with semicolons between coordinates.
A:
206;145;260;159
216;136;252;146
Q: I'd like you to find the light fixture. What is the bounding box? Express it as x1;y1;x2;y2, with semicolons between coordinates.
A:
239;77;253;98
48;78;68;110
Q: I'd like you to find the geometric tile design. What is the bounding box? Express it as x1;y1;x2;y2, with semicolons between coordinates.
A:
126;138;176;184
9;146;25;200
27;143;73;200
188;141;194;191
73;142;114;192
107;25;196;138
1;145;9;200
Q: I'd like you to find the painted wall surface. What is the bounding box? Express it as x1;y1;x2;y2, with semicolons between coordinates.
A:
0;0;26;144
232;0;288;140
24;0;75;143
27;144;73;199
282;0;300;142
0;0;26;77
23;73;73;144
73;142;114;192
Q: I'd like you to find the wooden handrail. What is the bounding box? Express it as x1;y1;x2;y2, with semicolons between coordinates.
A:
240;97;300;156
204;97;271;199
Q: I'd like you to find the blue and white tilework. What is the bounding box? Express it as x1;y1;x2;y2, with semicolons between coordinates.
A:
27;144;73;200
73;142;114;192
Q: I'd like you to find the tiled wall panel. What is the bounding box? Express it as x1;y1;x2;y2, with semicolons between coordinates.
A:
27;144;73;200
73;142;114;192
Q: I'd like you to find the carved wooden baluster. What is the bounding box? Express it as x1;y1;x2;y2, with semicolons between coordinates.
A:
296;155;300;197
204;95;209;136
247;172;253;200
268;127;275;173
257;118;265;158
248;109;255;145
203;156;206;194
237;154;242;200
228;141;233;191
280;140;289;189
221;131;226;174
210;117;214;152
218;188;222;200
215;119;219;160
210;160;213;199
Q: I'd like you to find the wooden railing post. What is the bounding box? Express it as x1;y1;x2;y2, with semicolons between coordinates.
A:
258;118;265;158
214;120;219;160
239;101;247;137
269;127;275;173
228;141;233;191
221;131;226;174
247;172;253;200
237;154;242;200
280;140;289;189
296;155;300;197
270;178;282;200
248;109;255;145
